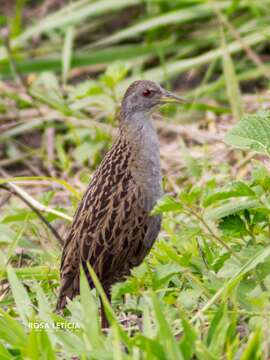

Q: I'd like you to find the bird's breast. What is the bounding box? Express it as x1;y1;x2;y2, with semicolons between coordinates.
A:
129;123;163;212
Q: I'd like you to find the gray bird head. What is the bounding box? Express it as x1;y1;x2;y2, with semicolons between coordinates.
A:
121;80;185;118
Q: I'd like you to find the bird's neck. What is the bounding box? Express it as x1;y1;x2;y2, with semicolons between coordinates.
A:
120;110;152;136
120;111;157;148
120;112;163;211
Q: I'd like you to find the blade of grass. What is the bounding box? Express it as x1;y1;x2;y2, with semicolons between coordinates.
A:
92;2;233;47
86;263;131;347
62;26;74;86
0;0;141;61
240;329;262;360
221;27;243;120
0;308;27;349
80;267;104;350
151;290;184;360
0;182;72;221
6;265;32;325
0;342;14;360
0;42;176;76
0;266;58;281
0;176;80;199
120;26;270;90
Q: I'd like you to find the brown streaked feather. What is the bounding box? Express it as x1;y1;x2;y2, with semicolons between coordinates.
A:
56;133;161;310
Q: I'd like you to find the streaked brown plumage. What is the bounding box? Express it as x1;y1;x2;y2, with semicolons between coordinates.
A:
56;80;185;327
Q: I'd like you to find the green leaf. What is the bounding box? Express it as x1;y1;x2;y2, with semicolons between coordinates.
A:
251;162;270;189
6;265;32;324
218;215;248;237
204;199;261;221
203;181;256;207
224;111;270;155
152;195;183;215
101;62;129;89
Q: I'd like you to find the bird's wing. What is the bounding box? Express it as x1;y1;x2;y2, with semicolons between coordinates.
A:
79;168;156;284
60;172;159;289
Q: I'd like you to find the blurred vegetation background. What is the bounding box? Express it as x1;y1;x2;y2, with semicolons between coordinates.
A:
0;0;270;359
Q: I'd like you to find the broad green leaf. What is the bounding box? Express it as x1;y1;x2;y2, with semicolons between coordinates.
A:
152;195;183;214
224;111;270;155
204;199;261;221
218;215;248;237
203;181;255;207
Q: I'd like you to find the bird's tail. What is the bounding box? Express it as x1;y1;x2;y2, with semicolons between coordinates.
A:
56;273;80;311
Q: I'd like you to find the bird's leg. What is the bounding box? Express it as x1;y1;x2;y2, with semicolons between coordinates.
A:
100;289;111;329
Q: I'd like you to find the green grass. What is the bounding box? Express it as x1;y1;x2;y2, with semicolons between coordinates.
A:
0;0;270;358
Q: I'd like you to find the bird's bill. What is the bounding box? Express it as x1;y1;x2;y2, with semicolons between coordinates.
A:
160;90;186;104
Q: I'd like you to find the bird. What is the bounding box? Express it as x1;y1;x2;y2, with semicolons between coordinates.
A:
56;80;185;327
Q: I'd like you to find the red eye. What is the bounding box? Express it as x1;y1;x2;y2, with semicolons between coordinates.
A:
143;89;151;97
